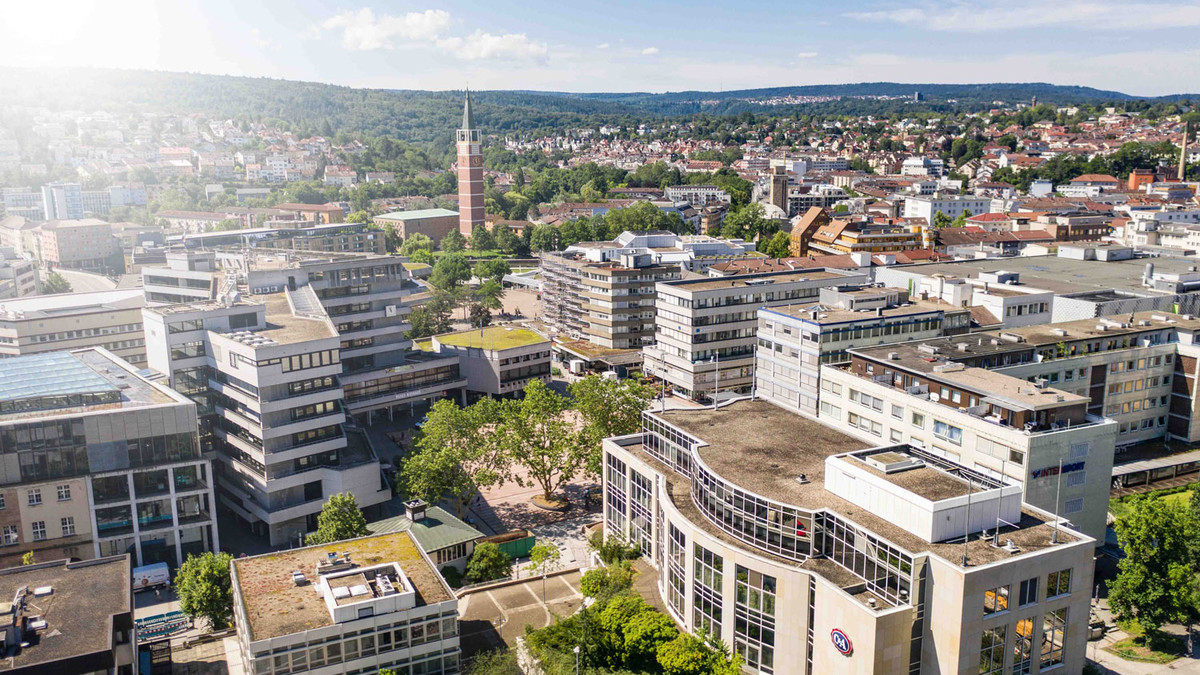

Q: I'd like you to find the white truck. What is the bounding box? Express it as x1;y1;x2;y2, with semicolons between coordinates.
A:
132;562;171;591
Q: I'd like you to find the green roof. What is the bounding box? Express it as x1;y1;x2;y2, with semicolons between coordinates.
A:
435;326;548;350
367;505;482;553
375;208;459;220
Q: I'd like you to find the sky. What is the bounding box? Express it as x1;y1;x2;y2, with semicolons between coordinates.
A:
1;0;1199;96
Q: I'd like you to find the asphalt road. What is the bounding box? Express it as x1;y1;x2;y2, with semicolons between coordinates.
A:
52;268;117;292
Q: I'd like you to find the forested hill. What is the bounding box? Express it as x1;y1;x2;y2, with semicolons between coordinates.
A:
2;68;1195;146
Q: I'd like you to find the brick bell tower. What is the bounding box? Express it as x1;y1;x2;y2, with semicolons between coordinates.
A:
456;89;485;236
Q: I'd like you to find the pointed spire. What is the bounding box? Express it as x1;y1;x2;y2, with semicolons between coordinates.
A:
461;88;474;131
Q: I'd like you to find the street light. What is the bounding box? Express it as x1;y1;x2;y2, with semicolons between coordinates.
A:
710;352;720;410
574;645;581;675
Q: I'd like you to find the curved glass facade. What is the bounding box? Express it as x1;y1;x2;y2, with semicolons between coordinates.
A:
690;455;815;561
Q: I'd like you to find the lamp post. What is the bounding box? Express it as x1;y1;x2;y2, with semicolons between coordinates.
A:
574;645;581;675
710;351;720;410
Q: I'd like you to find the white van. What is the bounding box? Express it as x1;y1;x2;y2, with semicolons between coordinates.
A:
132;562;171;591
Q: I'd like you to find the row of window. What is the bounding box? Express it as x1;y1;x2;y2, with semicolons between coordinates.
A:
1105;397;1169;416
1107;376;1170;395
1;517;75;545
30;323;142;343
979;608;1067;674
984;568;1071;616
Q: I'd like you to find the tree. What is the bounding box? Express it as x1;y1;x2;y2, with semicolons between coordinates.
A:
402;397;510;519
475;279;505;312
1108;496;1199;634
498;379;590;503
720;203;771;240
21;552;33;566
409;248;434;265
495;226;522;255
465;542;513;583
569;375;655;476
469;226;496;251
762;230;792;258
175;552;234;630
469;303;494;329
951;208;973;227
440;229;466;253
526;542;562;603
529;224;559;253
932;211;953;228
41;272;72;294
400;232;434;256
405;295;453;339
214;218;243;231
622;609;679;671
305;493;368;545
580;560;633;599
346;210;370;223
474;259;511;283
459;650;521;675
430;253;472;291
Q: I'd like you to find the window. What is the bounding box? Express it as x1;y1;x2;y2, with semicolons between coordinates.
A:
666;523;687;615
2;525;17;545
1065;498;1084;514
1069;442;1089;460
911;412;925;428
61;517;75;537
1047;569;1071;598
0;493;5;510
693;544;723;637
979;625;1006;675
31;521;46;541
1066;471;1086;487
27;489;40;506
1018;577;1038;606
932;420;963;445
891;404;904;419
983;584;1010;614
56;484;70;501
1041;608;1067;668
734;565;776;673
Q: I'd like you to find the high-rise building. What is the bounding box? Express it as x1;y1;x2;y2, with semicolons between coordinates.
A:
456;90;485;237
0;348;218;568
40;181;83;220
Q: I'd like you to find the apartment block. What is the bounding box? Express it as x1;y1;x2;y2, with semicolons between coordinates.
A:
0;249;37;299
37;218;119;272
0;289;147;366
756;286;971;417
0;349;218;568
902;195;991;223
603;400;1095;675
231;532;461;675
642;269;866;400
142;251;218;305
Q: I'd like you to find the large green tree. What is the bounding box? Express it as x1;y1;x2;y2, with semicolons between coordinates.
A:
175;552;235;630
305;493;368;545
400;232;434;256
498;379;589;502
440;229;467;253
465;542;514;583
430;253;472;291
41;272;72;294
402;398;510;519
1108;496;1200;634
568;375;654;476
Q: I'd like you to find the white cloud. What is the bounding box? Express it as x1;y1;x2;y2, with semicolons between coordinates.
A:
641;47;659;55
796;51;818;58
320;8;451;50
596;43;610;49
848;1;1200;32
436;31;549;63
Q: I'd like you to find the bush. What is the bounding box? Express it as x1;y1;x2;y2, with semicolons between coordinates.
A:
464;649;522;675
580;561;633;599
466;542;513;583
441;566;463;588
588;530;641;565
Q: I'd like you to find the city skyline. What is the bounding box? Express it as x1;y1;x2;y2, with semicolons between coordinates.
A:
3;0;1200;96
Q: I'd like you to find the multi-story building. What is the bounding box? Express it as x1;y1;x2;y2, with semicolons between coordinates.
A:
0;556;135;674
142;251;218;305
0;216;41;256
1;189;43;221
259;222;385;255
603;400;1096;675
756;286;971;417
427;326;551;399
40;181;84;220
0;289;147;365
665;184;731;206
902;195;991;223
0;248;37;299
642;269;866;400
819;341;1119;542
37;218;118;272
142;292;391;546
0;348;218;568
541;247;681;350
802;218;934;255
373;209;461;244
231;531;461;675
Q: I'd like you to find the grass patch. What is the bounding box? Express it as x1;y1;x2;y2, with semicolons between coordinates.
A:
1109;487;1194;519
1104;621;1186;664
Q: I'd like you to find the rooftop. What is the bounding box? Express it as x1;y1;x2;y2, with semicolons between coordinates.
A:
637;400;1080;569
375;208;459;220
0;289;144;320
893;254;1200;296
240;292;336;346
0;349;179;421
660;270;846;293
0;556;130;671
233;531;451;642
764;298;954;324
434;326;548;351
367;505;483;553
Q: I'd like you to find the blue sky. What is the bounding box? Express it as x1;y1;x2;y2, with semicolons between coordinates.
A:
2;0;1199;95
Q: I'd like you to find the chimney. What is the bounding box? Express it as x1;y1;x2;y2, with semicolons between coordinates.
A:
404;499;428;523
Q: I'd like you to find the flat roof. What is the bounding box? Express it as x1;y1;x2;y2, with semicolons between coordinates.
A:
892;254;1200;296
765;298;953;324
233;531;451;642
848;453;973;501
0;288;144;320
435;326;548;350
0;556;130;670
251;293;337;345
0;349;180;421
660;270;846;293
375;208;459;220
640;400;1079;568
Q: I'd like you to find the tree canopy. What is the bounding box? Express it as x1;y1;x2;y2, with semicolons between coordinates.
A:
305;493;369;545
175;552;235;630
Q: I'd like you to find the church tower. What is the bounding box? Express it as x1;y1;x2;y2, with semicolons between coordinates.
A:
456;89;485;236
